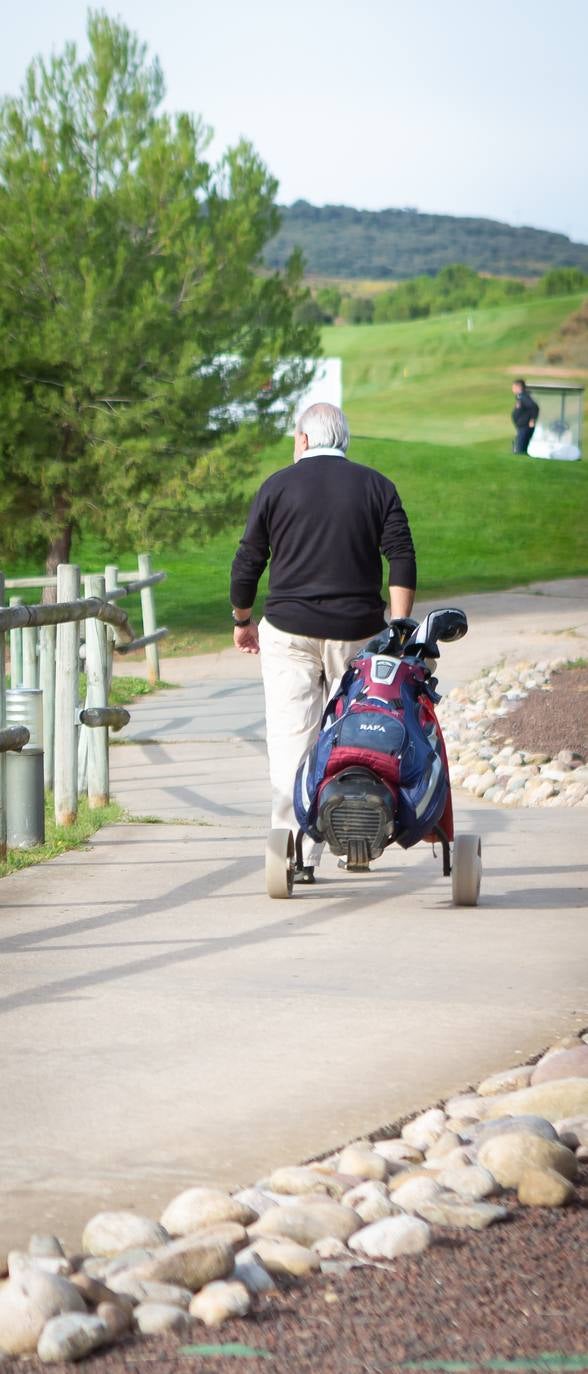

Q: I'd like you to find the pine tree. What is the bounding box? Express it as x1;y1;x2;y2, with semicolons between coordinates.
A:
0;12;317;573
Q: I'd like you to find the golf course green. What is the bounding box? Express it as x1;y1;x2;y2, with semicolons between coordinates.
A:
72;290;587;652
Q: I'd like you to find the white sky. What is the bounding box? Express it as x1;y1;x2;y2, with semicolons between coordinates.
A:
2;0;587;241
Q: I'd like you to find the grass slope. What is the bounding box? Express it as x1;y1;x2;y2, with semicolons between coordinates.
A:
8;293;586;654
324;293;586;443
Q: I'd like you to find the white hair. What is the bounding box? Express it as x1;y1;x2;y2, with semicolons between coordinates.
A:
296;402;350;452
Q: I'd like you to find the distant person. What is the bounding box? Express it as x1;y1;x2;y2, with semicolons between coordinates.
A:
511;379;539;454
229;402;416;884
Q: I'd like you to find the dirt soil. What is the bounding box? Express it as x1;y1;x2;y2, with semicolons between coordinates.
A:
10;1163;588;1374
491;666;588;762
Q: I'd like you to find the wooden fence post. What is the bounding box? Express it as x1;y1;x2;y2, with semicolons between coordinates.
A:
84;574;109;809
9;597;23;688
138;552;160;684
40;625;57;792
0;573;6;861
22;626;39;688
104;564;119;694
54;564;80;826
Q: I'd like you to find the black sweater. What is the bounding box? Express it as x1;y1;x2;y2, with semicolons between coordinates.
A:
230;452;417;639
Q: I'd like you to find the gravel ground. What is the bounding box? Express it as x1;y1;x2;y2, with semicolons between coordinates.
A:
9;1163;588;1374
491;666;588;761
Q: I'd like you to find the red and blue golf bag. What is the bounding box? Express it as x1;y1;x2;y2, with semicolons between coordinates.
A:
294;610;467;870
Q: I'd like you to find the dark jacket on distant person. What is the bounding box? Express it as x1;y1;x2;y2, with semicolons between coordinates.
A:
512;389;539;430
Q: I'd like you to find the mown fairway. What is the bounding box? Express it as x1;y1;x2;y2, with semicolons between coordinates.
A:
59;292;588;650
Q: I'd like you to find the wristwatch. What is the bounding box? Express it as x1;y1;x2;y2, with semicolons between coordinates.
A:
232;611;252;627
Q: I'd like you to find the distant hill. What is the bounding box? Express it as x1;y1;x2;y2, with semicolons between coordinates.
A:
265;202;588;280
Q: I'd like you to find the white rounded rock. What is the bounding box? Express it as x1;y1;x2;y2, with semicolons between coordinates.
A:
37;1312;106;1363
190;1280;250;1326
343;1181;395;1223
337;1144;388;1182
134;1302;190;1335
436;1165;499;1200
82;1211;168;1258
402;1109;446;1152
0;1271;86;1357
232;1247;276;1294
391;1176;441;1213
161;1187;256;1237
349;1215;430;1260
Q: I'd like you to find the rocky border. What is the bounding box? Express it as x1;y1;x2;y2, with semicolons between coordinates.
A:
1;1034;587;1364
437;658;588;807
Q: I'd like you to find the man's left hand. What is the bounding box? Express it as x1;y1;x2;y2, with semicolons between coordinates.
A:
234;622;260;654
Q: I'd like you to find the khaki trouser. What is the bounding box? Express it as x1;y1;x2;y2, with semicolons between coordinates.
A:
258;617;368;866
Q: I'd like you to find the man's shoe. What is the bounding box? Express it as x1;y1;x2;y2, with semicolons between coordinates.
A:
293;865;316;885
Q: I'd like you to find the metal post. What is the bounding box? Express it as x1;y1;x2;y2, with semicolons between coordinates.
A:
9;597;23;688
40;625;56;791
22;626;39;688
84;574;109;809
138;552;160;684
54;564;80;826
0;573;6;861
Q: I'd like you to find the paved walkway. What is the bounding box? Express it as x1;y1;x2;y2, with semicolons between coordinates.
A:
1;582;587;1252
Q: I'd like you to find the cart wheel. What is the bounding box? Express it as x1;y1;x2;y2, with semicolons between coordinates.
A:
452;834;482;907
266;828;295;899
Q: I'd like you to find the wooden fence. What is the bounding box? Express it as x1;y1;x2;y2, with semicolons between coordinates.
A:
0;556;167;857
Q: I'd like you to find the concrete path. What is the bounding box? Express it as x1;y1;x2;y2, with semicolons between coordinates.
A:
1;581;587;1252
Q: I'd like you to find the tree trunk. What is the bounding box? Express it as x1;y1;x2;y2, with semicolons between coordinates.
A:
44;523;73;604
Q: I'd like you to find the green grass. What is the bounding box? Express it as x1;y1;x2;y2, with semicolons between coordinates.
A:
7;292;587;655
0;793;123;878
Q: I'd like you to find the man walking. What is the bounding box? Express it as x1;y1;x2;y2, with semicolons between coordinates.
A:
511;379;539;454
230;402;416;883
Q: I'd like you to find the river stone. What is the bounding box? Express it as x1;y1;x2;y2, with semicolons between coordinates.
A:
233;1187;285;1217
9;1251;71;1278
472;1115;558;1148
554;1116;588;1150
161;1187;256;1237
232;1247;276;1294
343;1181;396;1223
338;1144;388;1182
69;1273;128;1308
124;1237;235;1292
249;1200;361;1247
417;1194;508;1230
190;1279;250;1325
517;1167;576;1207
109;1278;193;1308
28;1236;65;1260
391;1176;441;1213
37;1312;106;1363
436;1165;499;1200
531;1045;588;1085
426;1131;465;1162
185;1222;248;1251
478;1131;577;1187
401;1108;446;1151
134;1302;190;1335
0;1270;87;1356
251;1237;320;1278
349;1215;430;1260
445;1094;488;1120
373;1140;423;1166
96;1301;133;1342
82;1212;168;1258
477;1066;533;1096
312;1236;349;1260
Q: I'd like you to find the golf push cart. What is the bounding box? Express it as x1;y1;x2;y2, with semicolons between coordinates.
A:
265;608;482;906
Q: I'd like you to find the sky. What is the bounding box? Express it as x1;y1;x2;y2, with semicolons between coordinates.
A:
1;0;587;242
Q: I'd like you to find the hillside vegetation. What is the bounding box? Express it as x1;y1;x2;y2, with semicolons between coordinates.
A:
266;201;588;280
